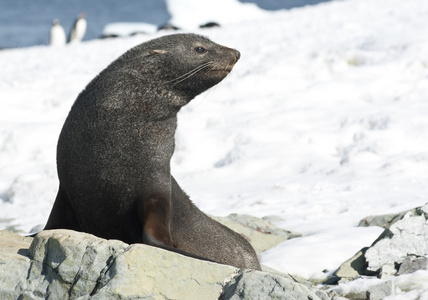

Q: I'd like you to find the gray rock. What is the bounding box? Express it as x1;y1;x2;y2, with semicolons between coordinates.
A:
27;229;130;299
226;214;300;238
335;203;428;280
0;228;327;300
213;214;301;255
262;215;286;223
397;256;428;275
366;280;395;300
0;218;24;233
333;247;369;280
28;230;237;299
0;230;33;300
365;213;428;272
260;265;312;286
220;269;329;300
358;212;406;228
358;203;428;229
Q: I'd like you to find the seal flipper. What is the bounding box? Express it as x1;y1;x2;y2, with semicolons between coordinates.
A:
142;230;216;263
44;185;82;231
139;195;216;263
139;193;174;247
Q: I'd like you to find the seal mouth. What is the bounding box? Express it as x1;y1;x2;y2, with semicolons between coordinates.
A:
205;69;233;78
207;68;232;74
207;64;235;74
207;49;239;74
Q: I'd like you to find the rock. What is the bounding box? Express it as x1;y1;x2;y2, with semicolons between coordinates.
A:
220;269;329;300
329;204;428;299
329;296;349;300
0;228;326;300
358;203;428;229
393;270;428;292
262;215;286;223
358;212;406;228
26;230;237;299
260;264;311;285
0;218;25;233
228;214;301;239
365;213;428;273
335;204;428;280
397;256;428;276
0;230;33;299
366;280;395;299
27;229;130;299
333;248;369;280
213;214;301;254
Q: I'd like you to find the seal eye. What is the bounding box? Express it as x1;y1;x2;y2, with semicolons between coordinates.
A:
194;46;207;54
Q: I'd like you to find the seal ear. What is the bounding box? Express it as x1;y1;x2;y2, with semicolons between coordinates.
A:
149;49;167;55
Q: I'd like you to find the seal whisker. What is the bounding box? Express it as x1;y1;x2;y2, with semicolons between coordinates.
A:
167;62;212;84
167;63;210;82
167;62;214;85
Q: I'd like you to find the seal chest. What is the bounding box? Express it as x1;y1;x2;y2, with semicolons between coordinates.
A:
44;34;261;270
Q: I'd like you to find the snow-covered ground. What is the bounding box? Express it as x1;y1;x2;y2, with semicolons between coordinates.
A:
1;0;428;291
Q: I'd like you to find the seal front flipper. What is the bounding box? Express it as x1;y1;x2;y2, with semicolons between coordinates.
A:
44;185;82;231
139;192;173;247
139;192;217;263
141;230;216;263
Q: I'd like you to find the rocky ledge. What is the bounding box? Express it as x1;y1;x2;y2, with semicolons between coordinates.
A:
0;214;328;300
3;206;428;300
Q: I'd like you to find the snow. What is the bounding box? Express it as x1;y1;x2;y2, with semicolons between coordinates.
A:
1;0;428;295
330;270;428;299
103;22;158;37
165;0;268;29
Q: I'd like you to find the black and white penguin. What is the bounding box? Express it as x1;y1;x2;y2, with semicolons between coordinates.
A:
68;13;87;44
49;19;66;46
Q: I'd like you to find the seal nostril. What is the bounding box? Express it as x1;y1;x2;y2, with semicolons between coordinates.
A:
235;50;241;61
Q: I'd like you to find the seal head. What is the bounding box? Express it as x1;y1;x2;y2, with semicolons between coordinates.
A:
112;34;240;108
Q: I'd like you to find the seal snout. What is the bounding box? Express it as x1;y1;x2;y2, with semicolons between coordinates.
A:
235;50;241;61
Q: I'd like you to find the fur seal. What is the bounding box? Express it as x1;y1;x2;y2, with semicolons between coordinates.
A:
44;33;261;270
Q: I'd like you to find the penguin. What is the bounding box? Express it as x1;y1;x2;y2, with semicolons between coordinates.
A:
49;19;66;46
68;13;87;44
